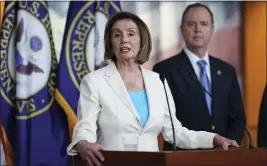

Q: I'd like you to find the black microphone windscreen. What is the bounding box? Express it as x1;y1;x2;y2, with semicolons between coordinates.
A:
188;73;197;80
159;74;165;83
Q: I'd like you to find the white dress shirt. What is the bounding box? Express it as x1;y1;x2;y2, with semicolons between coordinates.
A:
184;47;211;83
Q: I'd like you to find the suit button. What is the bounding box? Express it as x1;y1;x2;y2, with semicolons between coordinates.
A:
138;131;143;135
212;125;215;131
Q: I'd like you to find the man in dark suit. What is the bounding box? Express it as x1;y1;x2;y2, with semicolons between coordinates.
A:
153;3;246;150
258;85;267;147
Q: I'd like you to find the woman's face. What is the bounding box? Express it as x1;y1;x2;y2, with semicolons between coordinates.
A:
111;19;141;62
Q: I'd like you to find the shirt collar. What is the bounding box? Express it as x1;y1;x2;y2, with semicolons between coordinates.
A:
184;47;210;68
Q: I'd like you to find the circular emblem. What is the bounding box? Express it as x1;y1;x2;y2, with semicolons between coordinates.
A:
9;10;51;99
66;1;120;90
0;1;57;119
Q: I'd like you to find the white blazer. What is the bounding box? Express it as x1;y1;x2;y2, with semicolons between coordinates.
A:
67;62;216;155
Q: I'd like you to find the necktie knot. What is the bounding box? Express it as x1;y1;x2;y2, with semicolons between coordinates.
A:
197;60;207;70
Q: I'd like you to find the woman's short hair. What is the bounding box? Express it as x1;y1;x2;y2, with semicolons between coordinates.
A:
104;12;152;64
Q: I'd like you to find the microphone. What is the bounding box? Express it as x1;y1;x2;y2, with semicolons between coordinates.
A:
188;73;254;149
159;74;176;151
188;73;213;98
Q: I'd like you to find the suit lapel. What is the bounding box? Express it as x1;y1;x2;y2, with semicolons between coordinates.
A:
210;57;223;120
179;53;206;100
179;52;211;117
103;62;140;121
179;53;198;89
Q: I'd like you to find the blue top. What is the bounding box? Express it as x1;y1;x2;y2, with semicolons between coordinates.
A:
128;90;149;128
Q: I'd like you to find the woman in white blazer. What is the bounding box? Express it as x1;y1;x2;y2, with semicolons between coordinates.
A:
67;12;239;166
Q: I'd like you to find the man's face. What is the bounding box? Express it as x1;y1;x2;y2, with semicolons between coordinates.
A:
181;7;214;49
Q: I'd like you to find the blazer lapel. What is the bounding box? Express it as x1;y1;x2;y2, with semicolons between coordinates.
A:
103;62;140;121
141;68;155;130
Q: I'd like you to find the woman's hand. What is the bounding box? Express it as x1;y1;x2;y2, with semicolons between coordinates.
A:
213;135;239;150
75;140;105;166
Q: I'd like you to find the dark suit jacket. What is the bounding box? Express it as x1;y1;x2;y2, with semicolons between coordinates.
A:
258;85;267;147
153;50;246;150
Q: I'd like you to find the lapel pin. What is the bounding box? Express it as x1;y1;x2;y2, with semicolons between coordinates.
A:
217;70;222;76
